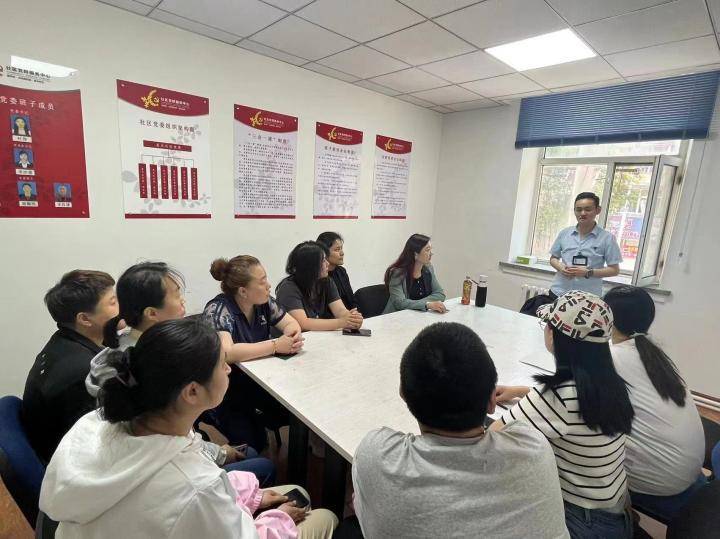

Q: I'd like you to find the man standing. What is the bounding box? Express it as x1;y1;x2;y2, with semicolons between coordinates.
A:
549;192;622;298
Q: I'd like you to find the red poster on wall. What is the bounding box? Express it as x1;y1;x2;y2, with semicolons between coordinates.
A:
0;81;89;218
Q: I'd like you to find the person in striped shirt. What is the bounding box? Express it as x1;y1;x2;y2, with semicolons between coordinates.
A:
491;291;635;538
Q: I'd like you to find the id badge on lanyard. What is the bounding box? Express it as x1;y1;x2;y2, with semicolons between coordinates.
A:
572;254;588;267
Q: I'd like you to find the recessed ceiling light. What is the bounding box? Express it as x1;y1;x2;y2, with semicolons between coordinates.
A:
11;55;78;78
485;29;595;71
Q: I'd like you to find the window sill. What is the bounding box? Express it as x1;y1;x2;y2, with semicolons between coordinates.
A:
498;261;671;302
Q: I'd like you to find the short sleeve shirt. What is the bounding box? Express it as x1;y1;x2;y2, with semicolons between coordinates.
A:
276;276;340;319
203;293;286;344
550;224;622;296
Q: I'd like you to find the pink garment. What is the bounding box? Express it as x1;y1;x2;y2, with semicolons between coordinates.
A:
227;471;298;539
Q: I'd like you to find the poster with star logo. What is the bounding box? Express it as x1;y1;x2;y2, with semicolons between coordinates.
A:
234;104;297;218
372;135;412;219
117;80;211;218
0;54;89;218
313;122;363;219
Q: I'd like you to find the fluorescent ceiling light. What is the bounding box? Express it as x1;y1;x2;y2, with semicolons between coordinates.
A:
485;29;595;71
11;55;77;78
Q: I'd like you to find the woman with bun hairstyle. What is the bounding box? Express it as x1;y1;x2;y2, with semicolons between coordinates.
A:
87;261;274;482
41;317;338;539
204;255;303;450
604;285;705;521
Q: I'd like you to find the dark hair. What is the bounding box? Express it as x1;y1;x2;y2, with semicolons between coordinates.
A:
316;232;343;250
535;328;634;435
103;262;184;347
401;322;498;431
210;255;261;296
575;192;600;207
99;317;221;423
604;285;687;406
284;241;329;305
44;270;115;325
22;182;33;189
384;233;430;288
19;150;28;157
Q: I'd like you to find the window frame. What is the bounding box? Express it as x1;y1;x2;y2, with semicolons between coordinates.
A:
527;141;689;281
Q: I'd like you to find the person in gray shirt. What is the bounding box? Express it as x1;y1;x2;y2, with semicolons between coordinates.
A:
352;322;569;539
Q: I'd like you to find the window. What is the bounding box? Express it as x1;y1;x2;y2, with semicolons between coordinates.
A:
529;140;688;285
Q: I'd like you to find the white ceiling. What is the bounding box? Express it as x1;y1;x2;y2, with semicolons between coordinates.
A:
97;0;720;113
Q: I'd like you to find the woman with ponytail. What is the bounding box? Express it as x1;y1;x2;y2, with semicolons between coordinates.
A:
604;285;705;521
492;291;634;538
87;261;274;483
40;318;338;538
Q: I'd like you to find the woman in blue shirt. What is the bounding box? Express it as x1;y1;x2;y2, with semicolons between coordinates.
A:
204;255;304;451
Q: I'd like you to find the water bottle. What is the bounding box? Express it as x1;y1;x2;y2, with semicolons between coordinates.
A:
461;276;472;305
475;275;488;307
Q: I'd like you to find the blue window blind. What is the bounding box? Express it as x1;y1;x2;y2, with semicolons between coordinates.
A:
515;70;720;148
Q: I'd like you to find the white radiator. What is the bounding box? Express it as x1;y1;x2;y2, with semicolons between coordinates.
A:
521;284;550;304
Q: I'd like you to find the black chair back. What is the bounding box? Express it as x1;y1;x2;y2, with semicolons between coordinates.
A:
354;285;389;319
701;417;720;472
667;480;720;539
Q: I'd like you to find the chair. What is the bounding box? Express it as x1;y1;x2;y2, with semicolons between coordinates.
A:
666;480;720;539
712;440;720;479
354;285;389;319
701;416;720;472
0;396;45;527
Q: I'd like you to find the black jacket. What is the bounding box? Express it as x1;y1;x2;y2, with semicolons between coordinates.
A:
329;265;356;310
22;326;102;463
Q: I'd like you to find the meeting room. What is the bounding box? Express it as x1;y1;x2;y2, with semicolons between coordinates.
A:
1;1;719;538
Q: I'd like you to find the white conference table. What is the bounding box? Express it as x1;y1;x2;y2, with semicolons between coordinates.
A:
240;298;556;513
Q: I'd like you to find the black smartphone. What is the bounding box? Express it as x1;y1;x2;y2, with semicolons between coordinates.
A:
342;328;372;337
284;488;310;509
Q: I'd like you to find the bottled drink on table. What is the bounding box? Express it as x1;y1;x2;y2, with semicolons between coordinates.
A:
461;276;472;305
475;275;488;307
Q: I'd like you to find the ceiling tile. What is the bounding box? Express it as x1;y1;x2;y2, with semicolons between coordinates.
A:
496;89;550;104
435;0;566;49
238;39;309;65
625;63;720;82
430;105;455;113
296;0;424;42
446;98;499;111
410;85;480;105
318;46;408;79
150;9;243;43
97;0;154;15
605;35;720;77
524;57;620;88
546;0;673;25
157;0;285;37
421;50;514;83
370;68;448;93
576;0;713;55
354;80;402;96
367;21;474;65
303;63;360;82
251;15;357;60
461;73;543;97
549;78;625;93
263;0;314;11
399;0;480;18
396;94;436;107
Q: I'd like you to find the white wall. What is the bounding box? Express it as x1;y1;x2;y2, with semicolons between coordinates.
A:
432;104;720;397
0;0;443;396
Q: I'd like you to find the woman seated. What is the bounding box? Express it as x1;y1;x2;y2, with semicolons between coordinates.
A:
604;285;706;522
40;317;338;538
316;232;356;310
492;291;635;538
383;234;447;314
203;255;304;451
87;262;273;483
276;241;363;331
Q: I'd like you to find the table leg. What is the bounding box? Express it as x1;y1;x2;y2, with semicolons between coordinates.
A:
288;414;309;486
322;443;349;519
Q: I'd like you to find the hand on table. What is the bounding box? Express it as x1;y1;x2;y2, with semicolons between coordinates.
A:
494;385;530;403
276;334;304;355
341;308;364;330
427;301;448;314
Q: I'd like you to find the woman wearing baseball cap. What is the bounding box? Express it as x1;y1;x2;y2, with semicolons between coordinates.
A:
492;290;634;538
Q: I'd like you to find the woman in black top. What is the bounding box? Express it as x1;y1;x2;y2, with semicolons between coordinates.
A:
316;231;356;310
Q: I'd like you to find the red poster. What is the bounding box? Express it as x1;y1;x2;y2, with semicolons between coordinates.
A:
0;85;89;217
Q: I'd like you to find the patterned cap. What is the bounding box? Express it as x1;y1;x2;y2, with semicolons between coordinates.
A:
536;290;613;343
